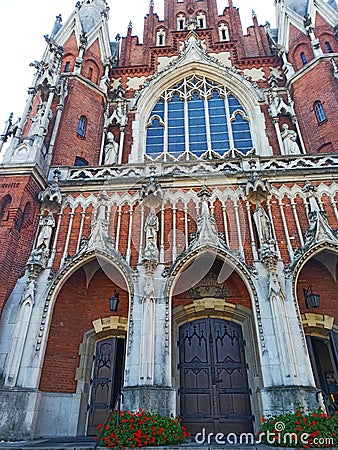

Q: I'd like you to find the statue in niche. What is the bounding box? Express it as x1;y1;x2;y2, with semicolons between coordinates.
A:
26;104;53;144
253;204;274;246
27;107;44;139
104;131;119;164
143;208;159;261
36;212;55;252
281;124;301;155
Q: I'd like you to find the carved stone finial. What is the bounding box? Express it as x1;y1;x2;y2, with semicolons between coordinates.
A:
245;172;271;204
139;177;163;208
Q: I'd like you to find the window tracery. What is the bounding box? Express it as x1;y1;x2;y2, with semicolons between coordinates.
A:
145;75;253;160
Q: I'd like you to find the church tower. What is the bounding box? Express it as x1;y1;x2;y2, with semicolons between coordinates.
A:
0;0;338;442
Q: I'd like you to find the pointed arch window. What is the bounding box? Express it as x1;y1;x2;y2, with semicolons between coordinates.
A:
64;61;71;72
197;11;206;29
77;116;87;139
301;52;307;65
177;14;186;30
156;28;166;46
0;194;12;222
218;23;229;41
314;101;327;124
145;75;253;160
325;41;333;53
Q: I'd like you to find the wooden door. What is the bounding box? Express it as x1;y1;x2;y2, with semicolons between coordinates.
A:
87;337;125;435
178;318;253;435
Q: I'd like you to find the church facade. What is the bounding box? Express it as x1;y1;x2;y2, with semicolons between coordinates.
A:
0;0;338;440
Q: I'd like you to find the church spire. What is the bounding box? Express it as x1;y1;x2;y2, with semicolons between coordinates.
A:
76;0;110;33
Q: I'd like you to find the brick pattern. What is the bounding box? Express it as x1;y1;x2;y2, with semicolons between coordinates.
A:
0;176;41;313
39;268;129;393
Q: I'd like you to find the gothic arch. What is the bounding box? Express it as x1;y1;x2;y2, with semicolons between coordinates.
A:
163;244;264;347
33;250;134;362
292;241;338;290
47;249;134;303
165;244;257;301
130;58;271;162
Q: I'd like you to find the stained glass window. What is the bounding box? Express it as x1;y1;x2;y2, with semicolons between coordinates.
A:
145;75;253;160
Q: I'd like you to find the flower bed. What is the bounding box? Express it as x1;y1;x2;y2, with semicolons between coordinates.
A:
259;407;338;448
98;409;188;448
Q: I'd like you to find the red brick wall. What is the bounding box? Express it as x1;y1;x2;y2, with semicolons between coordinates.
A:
297;257;338;321
39;267;129;393
0;175;41;313
51;77;105;166
292;60;338;154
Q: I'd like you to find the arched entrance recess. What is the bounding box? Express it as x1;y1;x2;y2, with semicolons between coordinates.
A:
170;252;261;435
38;254;132;436
295;247;338;409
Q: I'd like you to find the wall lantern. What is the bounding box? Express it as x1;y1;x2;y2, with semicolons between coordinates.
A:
303;285;320;309
109;290;119;312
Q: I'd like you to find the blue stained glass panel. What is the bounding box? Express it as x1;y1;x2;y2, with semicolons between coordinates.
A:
232;114;253;154
146;118;164;159
209;91;230;155
228;95;245;115
168;94;185;154
188;93;207;156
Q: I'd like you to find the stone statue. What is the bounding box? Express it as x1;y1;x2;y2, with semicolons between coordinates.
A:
104;132;119;164
28;107;44;138
143;208;159;260
36;212;55;252
253;204;273;246
281;124;300;155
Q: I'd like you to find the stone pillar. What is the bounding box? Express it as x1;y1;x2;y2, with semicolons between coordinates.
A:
122;178;176;416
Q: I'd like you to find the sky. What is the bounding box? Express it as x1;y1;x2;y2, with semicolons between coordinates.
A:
0;0;276;135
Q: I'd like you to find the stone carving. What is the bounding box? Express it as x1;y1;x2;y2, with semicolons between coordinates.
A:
139;177;163;208
186;273;230;300
25;104;53;145
253;204;279;266
39;169;63;212
36;213;55;252
143;208;159;262
267;84;295;119
27;212;55;269
281;124;301;155
245;172;271;204
85;191;114;250
107;84;128;128
104;132;119;164
268;271;285;302
253;204;273;246
139;262;156;382
288;183;338;271
21;277;37;306
191;186;225;248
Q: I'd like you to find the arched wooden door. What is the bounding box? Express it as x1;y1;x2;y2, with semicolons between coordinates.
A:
87;337;125;435
178;318;253;435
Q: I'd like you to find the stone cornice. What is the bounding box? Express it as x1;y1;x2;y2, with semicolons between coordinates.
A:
0;163;47;189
